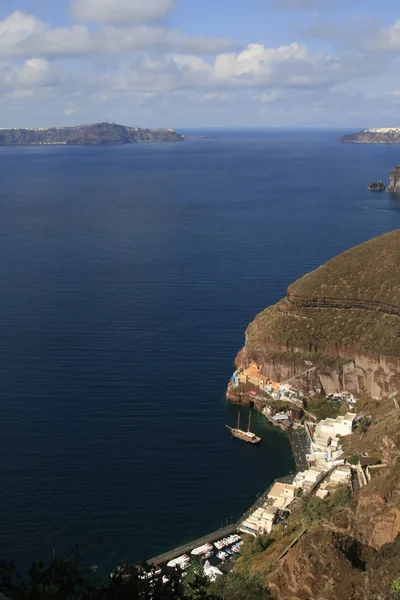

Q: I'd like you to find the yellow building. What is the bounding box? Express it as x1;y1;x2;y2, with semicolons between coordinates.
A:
238;362;272;391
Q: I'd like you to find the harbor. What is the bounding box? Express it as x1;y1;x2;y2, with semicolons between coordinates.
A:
147;525;238;567
144;389;360;575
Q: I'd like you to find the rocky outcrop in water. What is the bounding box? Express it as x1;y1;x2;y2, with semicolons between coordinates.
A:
367;181;386;192
337;128;400;144
387;165;400;193
0;122;184;146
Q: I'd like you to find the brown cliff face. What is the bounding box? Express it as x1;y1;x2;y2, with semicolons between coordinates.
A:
248;400;400;600
238;230;400;399
387;165;400;193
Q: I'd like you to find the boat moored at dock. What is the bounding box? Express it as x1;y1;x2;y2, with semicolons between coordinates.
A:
166;554;190;569
191;542;213;556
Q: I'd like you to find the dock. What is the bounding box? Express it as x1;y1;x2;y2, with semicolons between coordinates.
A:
147;524;238;566
147;473;295;567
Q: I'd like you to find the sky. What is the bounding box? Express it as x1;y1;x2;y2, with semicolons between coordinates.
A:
2;0;400;128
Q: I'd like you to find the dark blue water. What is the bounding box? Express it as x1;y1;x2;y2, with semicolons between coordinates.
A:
0;129;399;569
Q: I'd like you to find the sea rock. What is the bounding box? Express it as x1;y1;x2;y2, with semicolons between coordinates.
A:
387;165;400;192
0;122;184;146
367;181;386;192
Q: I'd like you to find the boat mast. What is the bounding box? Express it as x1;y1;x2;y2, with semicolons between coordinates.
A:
247;410;251;432
237;411;240;430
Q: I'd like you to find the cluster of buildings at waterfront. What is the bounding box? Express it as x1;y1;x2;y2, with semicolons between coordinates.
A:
150;364;367;574
230;362;361;537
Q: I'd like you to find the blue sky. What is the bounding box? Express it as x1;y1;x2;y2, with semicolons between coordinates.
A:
1;0;400;128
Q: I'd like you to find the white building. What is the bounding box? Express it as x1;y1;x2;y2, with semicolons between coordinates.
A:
239;505;277;536
314;413;356;447
268;482;296;509
293;466;327;490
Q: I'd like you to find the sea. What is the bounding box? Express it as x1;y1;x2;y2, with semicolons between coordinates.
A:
1;128;400;570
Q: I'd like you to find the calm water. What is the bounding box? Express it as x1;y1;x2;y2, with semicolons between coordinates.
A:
1;129;400;569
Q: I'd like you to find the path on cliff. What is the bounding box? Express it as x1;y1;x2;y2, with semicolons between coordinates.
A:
287;295;400;317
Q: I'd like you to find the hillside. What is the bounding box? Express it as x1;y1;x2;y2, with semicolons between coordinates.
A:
242;396;400;600
240;229;400;401
0;122;184;146
231;233;400;598
337;128;400;144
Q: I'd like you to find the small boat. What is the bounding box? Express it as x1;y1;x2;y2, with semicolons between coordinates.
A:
216;551;228;561
226;548;234;556
226;411;261;444
191;543;213;556
167;554;190;568
202;550;213;559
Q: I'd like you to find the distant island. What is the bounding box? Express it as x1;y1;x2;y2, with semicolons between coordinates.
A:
336;127;400;144
0;122;184;146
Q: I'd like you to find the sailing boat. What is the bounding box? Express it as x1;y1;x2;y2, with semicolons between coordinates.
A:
226;410;261;444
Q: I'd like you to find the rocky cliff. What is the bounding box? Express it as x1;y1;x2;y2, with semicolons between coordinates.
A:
0;122;184;146
247;396;400;599
337;128;400;144
231;231;400;599
235;230;400;401
388;165;400;193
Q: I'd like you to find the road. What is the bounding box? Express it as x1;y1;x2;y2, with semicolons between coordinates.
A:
287;430;309;472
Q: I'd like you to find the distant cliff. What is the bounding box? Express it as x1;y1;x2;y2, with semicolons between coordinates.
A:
0;122;184;146
387;165;400;193
337;128;400;144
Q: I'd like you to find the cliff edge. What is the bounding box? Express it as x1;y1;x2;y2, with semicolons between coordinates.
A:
237;230;400;400
232;231;400;599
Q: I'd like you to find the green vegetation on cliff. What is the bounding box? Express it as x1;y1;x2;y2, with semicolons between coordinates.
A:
241;397;400;599
245;230;400;360
0;553;271;600
289;229;400;310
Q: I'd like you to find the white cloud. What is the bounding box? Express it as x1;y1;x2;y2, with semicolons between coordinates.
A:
70;0;174;25
0;6;397;128
0;57;60;96
93;42;376;97
0;11;237;58
371;20;400;52
14;58;51;87
253;91;279;102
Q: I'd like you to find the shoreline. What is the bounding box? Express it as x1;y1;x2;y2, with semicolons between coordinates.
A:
145;401;300;568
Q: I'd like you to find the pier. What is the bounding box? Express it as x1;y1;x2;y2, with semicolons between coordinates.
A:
148;524;237;566
147;473;296;567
